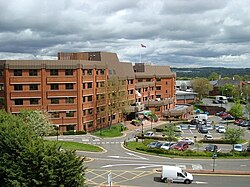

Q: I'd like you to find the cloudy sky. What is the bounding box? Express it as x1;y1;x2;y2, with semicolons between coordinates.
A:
1;0;250;68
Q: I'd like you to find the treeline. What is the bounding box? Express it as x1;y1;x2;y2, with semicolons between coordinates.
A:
171;67;250;80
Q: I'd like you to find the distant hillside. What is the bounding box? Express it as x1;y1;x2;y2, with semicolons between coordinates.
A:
171;67;250;79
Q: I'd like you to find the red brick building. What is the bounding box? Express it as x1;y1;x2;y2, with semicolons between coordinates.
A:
0;51;190;132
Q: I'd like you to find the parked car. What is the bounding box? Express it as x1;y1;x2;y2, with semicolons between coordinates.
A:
147;142;162;148
172;141;189;151
161;142;175;150
203;134;213;140
180;124;189;130
179;138;194;145
175;125;182;132
217;126;226;133
233;144;244;152
239;120;249;127
198;125;208;134
223;115;235;120
189;124;196;130
144;131;155;137
234;119;243;125
206;124;213;130
214;124;220;131
213;100;220;104
246;145;250;152
131;119;142;126
204;144;220;152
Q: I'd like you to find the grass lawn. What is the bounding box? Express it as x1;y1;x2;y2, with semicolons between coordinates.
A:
92;124;124;138
45;140;103;152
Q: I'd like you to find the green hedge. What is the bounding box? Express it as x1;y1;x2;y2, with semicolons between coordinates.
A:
63;130;87;135
199;139;237;144
137;135;178;142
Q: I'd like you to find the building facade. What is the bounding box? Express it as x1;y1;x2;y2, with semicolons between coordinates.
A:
0;51;185;133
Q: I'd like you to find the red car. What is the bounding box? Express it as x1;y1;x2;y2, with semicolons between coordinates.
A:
172;141;189;151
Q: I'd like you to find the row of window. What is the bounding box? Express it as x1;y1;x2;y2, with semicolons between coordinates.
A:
4;69;106;77
50;111;75;118
14;97;75;105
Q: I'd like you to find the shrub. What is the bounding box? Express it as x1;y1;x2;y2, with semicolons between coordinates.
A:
63;130;86;135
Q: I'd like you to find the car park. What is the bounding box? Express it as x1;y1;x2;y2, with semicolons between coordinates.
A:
161;142;175;150
144;131;155;137
206;124;213;130
234;119;243;125
179;138;194;145
147;142;162;148
198;125;208;134
217;126;226;133
204;144;220;152
172;141;189;151
233;144;244;152
214;124;220;131
180;124;189;130
189;124;196;130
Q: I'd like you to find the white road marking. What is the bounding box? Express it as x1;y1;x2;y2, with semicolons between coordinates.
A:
192;164;203;170
195;181;208;184
176;164;186;169
126;152;148;160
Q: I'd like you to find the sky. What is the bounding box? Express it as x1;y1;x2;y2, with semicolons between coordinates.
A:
0;0;250;68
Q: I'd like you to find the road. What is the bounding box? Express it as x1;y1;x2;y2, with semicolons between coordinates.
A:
45;112;250;186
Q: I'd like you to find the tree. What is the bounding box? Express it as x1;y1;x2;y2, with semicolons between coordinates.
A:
0;110;87;187
242;85;250;102
180;82;187;91
224;128;245;149
191;78;213;101
218;83;236;98
163;124;178;141
148;113;158;130
19;109;55;137
228;101;244;119
208;72;219;81
246;102;250;119
103;76;129;128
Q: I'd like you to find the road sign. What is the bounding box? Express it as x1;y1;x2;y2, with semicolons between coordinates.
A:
212;153;217;159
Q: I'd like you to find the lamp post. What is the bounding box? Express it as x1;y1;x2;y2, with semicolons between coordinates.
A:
55;125;59;141
212;152;217;172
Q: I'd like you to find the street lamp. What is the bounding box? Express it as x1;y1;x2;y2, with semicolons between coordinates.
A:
54;125;60;141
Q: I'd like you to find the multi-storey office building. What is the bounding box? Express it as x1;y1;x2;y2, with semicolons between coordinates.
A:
0;51;190;133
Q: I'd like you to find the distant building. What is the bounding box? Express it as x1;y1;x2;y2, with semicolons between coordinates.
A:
0;52;192;133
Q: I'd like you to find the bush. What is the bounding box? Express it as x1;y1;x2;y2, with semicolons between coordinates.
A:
199;139;234;144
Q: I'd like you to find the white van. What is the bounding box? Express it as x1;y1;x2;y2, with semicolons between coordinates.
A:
161;165;193;184
215;95;228;104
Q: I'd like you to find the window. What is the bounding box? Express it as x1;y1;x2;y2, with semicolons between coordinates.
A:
156;86;161;90
66;97;74;103
66;83;74;89
146;78;151;82
138;79;143;82
100;69;105;75
87;121;93;127
66;125;75;131
165;90;168;93
88;109;93;114
129;90;134;94
30;98;39;105
87;82;92;89
87;95;92;102
155;106;160;111
50;69;58;76
29;69;38;76
83;110;86;116
130;80;134;84
65;69;73;76
14;84;23;91
82;69;86;75
83;96;86;102
66;111;74;117
87;69;92;75
30;84;38;90
14;99;23;105
100;82;104;87
51;98;59;104
0;98;4;105
100;106;105;112
14;69;22;76
50;112;60;118
51;84;59;90
0;69;3;77
166;81;168;85
156;78;161;82
0;84;4;91
96;70;99;75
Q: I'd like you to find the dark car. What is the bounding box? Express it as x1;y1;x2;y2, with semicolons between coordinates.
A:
239;120;249;127
147;142;163;148
172;141;189;151
246;145;250;152
198;126;208;134
223;115;235;120
205;144;220;152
